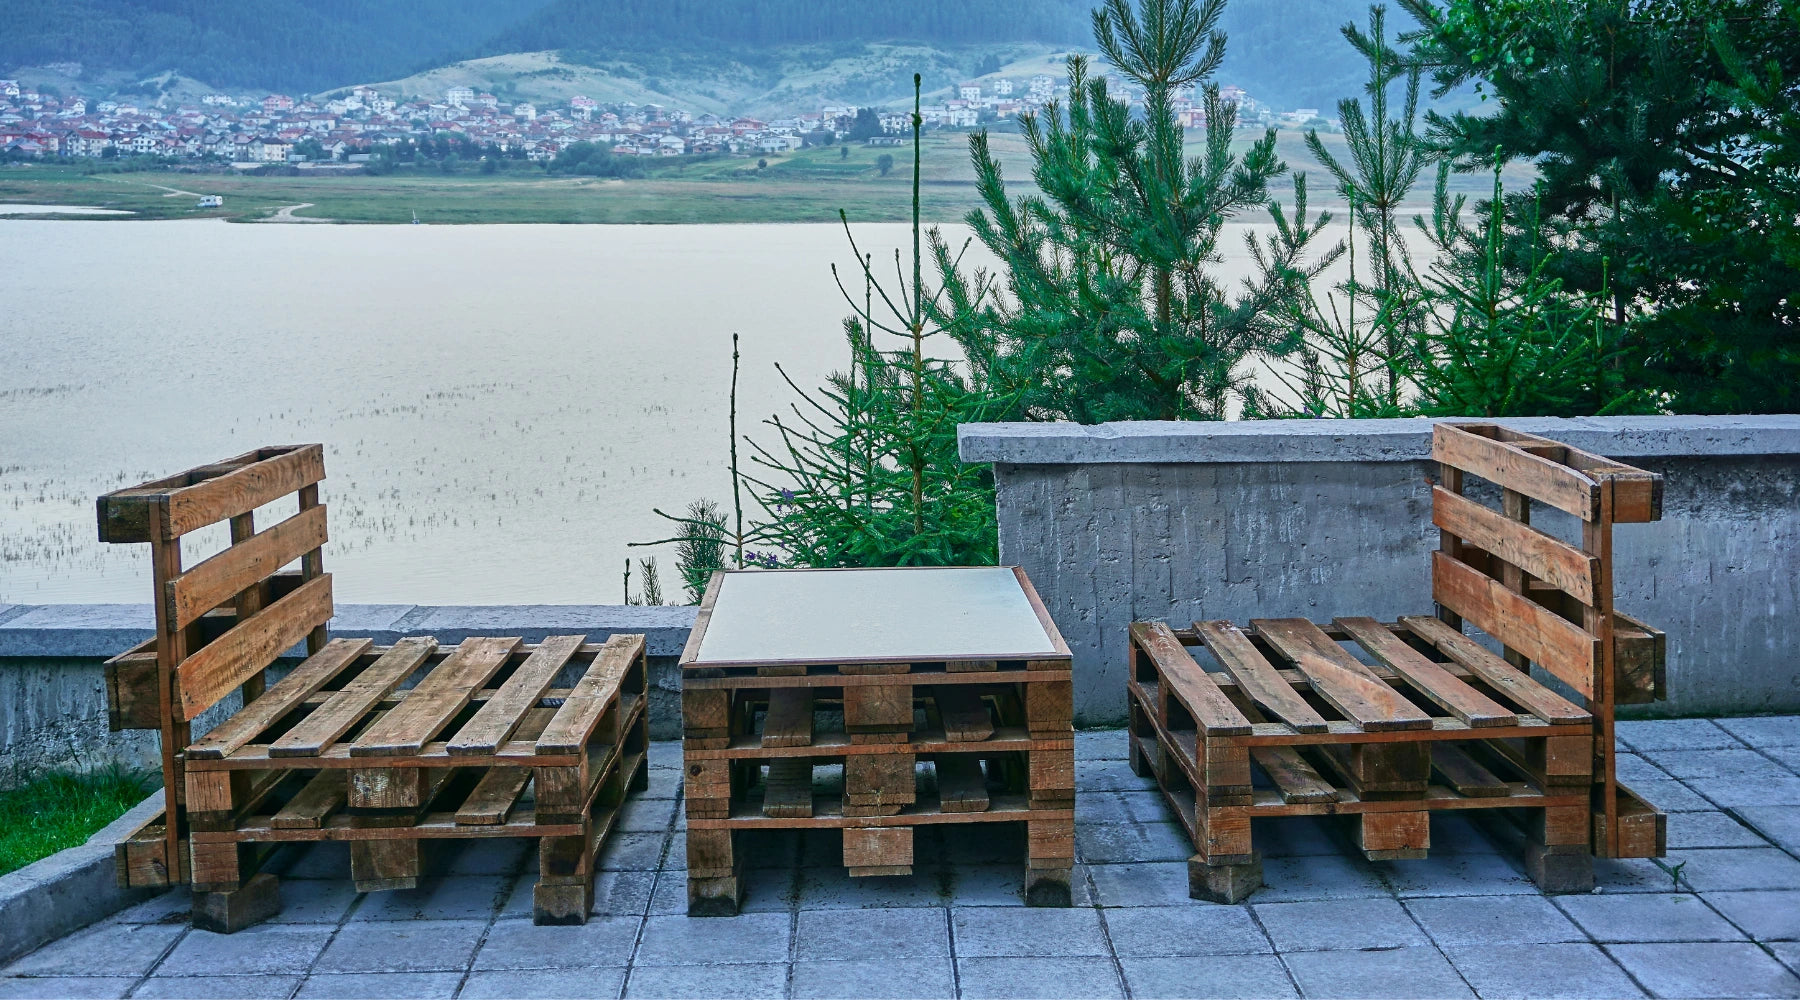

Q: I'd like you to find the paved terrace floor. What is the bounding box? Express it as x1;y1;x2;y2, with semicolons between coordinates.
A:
4;718;1800;1000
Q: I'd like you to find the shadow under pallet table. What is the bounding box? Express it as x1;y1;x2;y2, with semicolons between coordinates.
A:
680;566;1076;915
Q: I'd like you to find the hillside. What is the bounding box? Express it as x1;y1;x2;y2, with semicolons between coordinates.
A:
2;0;1400;112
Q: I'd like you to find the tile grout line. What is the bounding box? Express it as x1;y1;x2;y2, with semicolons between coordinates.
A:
1392;893;1487;998
944;905;963;1000
1544;891;1661;999
293;860;373;998
448;852;514;998
1085;864;1133;1000
123;906;192;998
1242;903;1304;999
617;773;683;1000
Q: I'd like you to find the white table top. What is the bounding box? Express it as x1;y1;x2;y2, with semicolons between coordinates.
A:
686;567;1065;666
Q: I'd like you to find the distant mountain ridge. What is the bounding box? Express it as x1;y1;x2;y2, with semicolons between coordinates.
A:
1;0;1398;111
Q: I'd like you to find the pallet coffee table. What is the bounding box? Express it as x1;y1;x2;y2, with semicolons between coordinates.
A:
680;566;1076;915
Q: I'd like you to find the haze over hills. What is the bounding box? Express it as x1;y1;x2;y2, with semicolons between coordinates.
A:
0;0;1404;113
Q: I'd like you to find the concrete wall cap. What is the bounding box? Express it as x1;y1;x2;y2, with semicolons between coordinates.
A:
958;414;1800;465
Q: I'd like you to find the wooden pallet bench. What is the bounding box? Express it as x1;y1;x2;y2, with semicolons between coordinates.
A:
1128;423;1669;902
98;446;647;929
681;567;1076;915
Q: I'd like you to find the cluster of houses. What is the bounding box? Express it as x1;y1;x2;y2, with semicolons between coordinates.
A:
0;74;1275;164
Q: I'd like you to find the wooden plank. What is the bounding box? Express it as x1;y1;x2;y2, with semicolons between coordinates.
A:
761;759;813;818
1250;746;1337;804
446;635;584;754
1399;616;1590;725
760;689;814;748
1433;424;1600;521
538;634;644;755
455;767;532;825
1431;551;1600;699
352;637;520;757
167;505;329;631
936;755;990;812
163;445;326;540
1133;621;1253;736
96;447;268;543
933;686;994;742
175;573;334;720
188;638;372;760
1251;619;1431;732
271;770;347;829
1430;745;1509;797
1335;617;1515;728
1493;426;1662;523
1431;488;1599;604
269;637;437;757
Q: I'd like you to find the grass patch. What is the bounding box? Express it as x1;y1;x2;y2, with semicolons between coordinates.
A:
0;766;157;876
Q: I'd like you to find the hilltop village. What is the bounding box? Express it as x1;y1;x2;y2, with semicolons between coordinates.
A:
0;74;1297;164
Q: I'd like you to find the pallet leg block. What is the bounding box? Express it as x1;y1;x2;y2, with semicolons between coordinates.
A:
1524;843;1595;893
1188;851;1262;904
844;826;912;876
192;872;280;934
351;839;422;892
1024;866;1072;907
687;868;745;917
533;878;594;925
1355;811;1430;860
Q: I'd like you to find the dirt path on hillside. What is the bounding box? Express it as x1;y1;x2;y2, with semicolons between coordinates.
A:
259;202;332;222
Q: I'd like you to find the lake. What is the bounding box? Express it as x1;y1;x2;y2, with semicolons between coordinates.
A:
0;218;1356;605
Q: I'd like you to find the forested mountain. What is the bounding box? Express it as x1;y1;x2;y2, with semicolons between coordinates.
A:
0;0;1398;111
0;0;555;93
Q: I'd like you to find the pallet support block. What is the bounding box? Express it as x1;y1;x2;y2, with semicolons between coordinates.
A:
844;826;913;876
1189;852;1263;904
192;872;281;934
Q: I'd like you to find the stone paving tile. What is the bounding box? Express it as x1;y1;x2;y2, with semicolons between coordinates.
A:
1608;942;1800;999
793;865;941;910
617;796;680;833
1703;891;1800;941
440;839;532;877
1281;946;1475;999
267;878;360;924
1716;717;1800;748
0;978;134;999
1252;817;1349;858
1668;810;1772;849
1075;792;1134;827
795;908;949;961
1405;894;1586;946
1773;943;1800;979
156;924;336;977
1556;892;1745;942
1688;772;1800;809
600;831;673;872
951;906;1109;957
314;919;487;974
951;863;1092;907
1378;852;1537;897
1594;856;1691;893
623;962;789;999
346;875;507;922
270;843;353;880
131;975;302;998
110;890;190;925
470;915;641;970
458;968;627;999
1116;789;1178;825
647;865;792;915
293;972;462;998
1075;729;1129;760
1617;718;1741;753
1252;854;1392;903
633;912;792;966
1649;748;1794;781
955;956;1124;999
1425;814;1503;853
1737;806;1800;853
1076;819;1194;864
501;869;655;920
1074;758;1159;793
1252;898;1430;953
2;922;184;978
1101;904;1272;957
939;827;1027;867
1444;943;1645;999
1085;861;1193;908
789;958;956;999
1665;848;1800;891
1628;776;1718;813
1116;955;1299;999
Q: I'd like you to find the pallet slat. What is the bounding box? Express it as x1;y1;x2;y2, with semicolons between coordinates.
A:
352;637;521;757
175;573;334;720
188;638;371;760
168;505;330;631
1398;616;1590;726
1334;617;1515;728
447;635;584;754
1192;621;1325;733
539;634;644;755
1431;551;1600;699
1252;618;1431;732
269;638;437;757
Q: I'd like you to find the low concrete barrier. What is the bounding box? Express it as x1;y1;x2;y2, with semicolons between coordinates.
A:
959;415;1800;725
0;603;696;782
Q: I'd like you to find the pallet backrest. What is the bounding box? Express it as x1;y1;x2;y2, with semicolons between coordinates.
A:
1431;423;1662;856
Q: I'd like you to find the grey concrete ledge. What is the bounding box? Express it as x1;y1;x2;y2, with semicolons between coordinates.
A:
0;603;697;659
0;789;165;966
958;414;1800;465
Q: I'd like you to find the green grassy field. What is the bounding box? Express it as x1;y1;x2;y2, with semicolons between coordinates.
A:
0;129;1534;225
0;767;157;876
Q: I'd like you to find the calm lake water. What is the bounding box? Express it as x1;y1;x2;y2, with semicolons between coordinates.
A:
0;219;1350;605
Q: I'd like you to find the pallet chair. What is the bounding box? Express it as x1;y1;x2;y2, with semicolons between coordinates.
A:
100;445;649;930
1127;423;1668;902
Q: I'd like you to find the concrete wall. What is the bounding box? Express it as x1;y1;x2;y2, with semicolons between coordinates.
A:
0;603;696;784
958;415;1800;725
